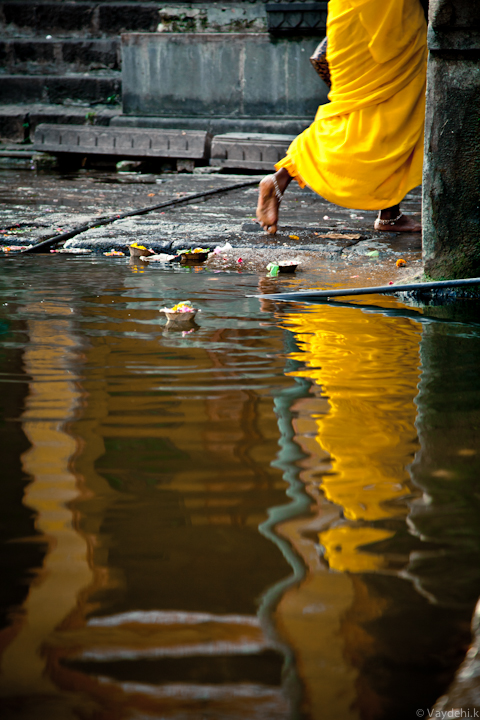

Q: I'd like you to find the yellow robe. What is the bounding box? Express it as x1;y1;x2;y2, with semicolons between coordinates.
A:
276;0;428;210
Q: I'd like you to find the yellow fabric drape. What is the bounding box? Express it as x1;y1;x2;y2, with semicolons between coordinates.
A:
276;0;427;210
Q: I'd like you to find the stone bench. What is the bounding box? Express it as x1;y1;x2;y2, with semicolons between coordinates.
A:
33;123;211;159
210;133;294;170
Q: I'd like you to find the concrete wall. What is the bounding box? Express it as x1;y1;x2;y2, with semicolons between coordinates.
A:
121;33;327;124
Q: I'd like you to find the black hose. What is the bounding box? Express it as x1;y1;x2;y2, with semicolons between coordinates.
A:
254;277;480;301
21;178;259;254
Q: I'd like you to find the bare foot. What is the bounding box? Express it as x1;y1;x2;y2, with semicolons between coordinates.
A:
256;175;281;234
374;213;421;233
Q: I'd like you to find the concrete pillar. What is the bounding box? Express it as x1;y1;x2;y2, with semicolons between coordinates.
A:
422;0;480;279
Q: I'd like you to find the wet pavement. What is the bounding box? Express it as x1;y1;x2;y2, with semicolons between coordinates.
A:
0;164;423;282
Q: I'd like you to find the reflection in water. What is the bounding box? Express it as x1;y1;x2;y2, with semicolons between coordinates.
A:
0;262;296;719
264;301;422;719
407;318;480;609
0;260;480;719
0;300;92;718
284;302;422;564
61;317;292;718
271;300;480;719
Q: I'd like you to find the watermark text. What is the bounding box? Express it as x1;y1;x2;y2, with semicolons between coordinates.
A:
416;711;479;719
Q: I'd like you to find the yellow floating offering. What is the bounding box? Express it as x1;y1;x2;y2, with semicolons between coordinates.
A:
179;248;210;265
160;301;199;323
129;242;155;258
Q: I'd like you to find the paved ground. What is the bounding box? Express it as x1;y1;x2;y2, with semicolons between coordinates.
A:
0;160;423;282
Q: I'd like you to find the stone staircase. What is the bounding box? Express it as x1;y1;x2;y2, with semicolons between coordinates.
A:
0;1;327;169
0;0;163;140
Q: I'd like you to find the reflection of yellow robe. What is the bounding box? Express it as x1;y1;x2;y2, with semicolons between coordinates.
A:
276;0;427;210
284;303;422;572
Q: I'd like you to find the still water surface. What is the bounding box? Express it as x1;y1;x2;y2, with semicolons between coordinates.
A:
1;256;480;720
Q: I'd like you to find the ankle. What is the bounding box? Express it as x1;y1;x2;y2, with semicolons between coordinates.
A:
378;205;401;220
275;168;292;195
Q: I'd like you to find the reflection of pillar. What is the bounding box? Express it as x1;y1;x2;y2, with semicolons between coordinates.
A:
407;319;480;608
0;304;92;701
406;316;480;711
422;1;480;278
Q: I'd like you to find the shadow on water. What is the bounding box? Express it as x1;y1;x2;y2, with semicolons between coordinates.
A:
0;257;480;719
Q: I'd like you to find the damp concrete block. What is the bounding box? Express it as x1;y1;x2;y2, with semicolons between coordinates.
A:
33;123;211;159
210;132;294;170
121;33;326;118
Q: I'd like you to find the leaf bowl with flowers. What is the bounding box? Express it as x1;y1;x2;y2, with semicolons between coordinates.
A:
178;248;210;265
160;300;199;324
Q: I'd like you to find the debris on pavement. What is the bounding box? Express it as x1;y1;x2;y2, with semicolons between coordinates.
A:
1;245;32;252
50;248;92;254
0;168;423;279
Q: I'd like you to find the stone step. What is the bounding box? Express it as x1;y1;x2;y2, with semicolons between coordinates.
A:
112;113;312;137
0;1;161;37
210;132;294;170
0;102;310;142
0;73;121;104
0;103;120;140
33;123;211;159
0;38;120;73
2;117;295;172
28;123;292;171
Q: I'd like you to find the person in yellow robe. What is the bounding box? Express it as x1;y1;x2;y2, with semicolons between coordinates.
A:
256;0;428;233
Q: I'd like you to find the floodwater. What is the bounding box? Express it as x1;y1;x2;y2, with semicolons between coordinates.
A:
1;255;480;720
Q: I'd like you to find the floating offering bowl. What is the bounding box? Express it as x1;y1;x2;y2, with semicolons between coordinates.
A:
278;262;299;273
164;310;198;324
129;243;155;258
179;248;210;265
160;301;199;324
266;261;300;277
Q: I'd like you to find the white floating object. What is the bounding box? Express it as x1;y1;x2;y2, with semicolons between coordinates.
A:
142;253;174;262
